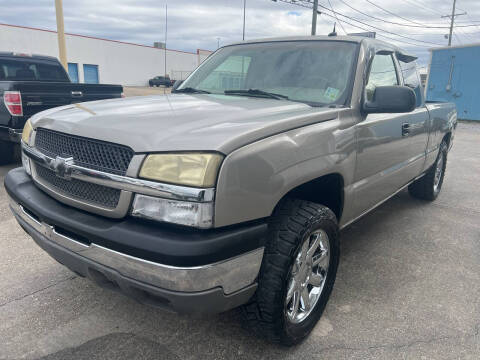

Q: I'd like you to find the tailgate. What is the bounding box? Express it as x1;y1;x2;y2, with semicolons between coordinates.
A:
11;82;123;117
67;83;123;103
12;82;75;118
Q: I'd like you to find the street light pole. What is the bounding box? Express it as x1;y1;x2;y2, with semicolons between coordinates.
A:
243;0;246;40
54;0;68;70
311;0;319;35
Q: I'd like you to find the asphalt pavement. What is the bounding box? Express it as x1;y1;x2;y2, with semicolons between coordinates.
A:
1;122;479;359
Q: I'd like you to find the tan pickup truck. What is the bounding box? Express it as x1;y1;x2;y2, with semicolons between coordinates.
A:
5;36;456;345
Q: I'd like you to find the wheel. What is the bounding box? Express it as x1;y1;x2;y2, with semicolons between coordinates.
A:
408;140;448;201
242;198;340;345
0;140;14;165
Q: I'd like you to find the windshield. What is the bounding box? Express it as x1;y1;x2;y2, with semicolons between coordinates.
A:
179;41;358;106
0;58;69;82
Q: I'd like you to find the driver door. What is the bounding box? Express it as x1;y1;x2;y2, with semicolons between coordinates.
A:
353;53;417;216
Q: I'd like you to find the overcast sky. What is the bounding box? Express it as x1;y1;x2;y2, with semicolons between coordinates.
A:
1;0;480;66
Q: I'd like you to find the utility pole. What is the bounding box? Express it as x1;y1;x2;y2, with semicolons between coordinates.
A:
164;3;168;78
442;0;466;46
243;0;246;40
311;0;319;35
54;0;67;70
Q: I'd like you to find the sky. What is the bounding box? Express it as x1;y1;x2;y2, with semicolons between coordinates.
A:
1;0;480;67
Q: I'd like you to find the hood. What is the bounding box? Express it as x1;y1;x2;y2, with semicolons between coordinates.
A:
30;94;339;154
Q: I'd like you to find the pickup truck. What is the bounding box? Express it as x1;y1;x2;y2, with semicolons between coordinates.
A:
5;36;456;345
0;52;123;164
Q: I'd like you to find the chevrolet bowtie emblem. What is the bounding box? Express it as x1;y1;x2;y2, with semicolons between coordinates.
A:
52;156;74;180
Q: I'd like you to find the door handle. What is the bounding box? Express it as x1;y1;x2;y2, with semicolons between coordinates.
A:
71;91;83;97
402;123;410;137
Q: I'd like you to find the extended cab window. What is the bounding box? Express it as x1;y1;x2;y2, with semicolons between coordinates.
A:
399;60;423;107
365;54;398;101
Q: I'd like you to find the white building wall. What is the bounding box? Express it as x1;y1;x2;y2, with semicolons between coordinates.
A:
0;24;212;86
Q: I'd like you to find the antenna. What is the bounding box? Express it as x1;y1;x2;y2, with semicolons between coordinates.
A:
328;23;337;37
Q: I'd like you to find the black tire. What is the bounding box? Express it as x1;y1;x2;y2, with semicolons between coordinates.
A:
408;140;448;201
0;140;14;165
241;198;340;346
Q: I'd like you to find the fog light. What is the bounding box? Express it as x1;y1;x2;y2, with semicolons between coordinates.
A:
131;194;214;228
22;152;31;176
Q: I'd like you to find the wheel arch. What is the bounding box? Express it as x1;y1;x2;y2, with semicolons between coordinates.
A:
274;173;345;221
442;132;452;148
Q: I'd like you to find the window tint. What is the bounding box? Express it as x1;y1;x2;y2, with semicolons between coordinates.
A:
399;60;423;107
366;54;398;101
0;59;69;82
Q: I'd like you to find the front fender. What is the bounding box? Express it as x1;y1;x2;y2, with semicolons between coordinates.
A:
214;114;357;228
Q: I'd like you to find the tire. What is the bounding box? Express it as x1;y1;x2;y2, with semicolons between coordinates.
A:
241;198;340;346
408;140;448;201
0;140;14;165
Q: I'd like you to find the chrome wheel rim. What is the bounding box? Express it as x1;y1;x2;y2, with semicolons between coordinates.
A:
433;153;444;192
285;229;330;324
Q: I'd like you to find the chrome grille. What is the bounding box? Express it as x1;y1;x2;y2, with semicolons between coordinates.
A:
35;165;121;209
35;128;134;175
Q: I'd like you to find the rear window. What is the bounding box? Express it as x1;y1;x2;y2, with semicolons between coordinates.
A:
0;58;70;82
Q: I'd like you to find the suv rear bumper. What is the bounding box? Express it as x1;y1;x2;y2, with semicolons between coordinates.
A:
5;168;267;313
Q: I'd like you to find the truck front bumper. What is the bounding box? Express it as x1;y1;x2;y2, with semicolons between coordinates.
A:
5;168;267;313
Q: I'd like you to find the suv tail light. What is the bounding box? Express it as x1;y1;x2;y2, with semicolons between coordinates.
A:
4;91;23;116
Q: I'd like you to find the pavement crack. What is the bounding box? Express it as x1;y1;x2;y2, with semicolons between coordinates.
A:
0;275;76;308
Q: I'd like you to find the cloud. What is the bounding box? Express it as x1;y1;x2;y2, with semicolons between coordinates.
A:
0;0;479;66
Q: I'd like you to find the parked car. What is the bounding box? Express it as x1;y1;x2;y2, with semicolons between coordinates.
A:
149;76;172;87
5;36;456;345
0;52;123;164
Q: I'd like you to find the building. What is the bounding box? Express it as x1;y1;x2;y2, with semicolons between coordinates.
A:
426;44;480;121
0;23;213;86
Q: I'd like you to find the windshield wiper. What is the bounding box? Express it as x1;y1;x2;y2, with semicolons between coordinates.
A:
173;87;211;94
224;89;289;100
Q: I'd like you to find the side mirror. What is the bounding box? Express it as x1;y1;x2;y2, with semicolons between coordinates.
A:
363;86;416;114
172;80;184;92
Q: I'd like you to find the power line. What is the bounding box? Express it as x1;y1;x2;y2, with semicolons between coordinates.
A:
397;0;443;17
315;3;443;45
337;0;445;29
326;0;347;34
275;0;438;47
361;0;480;28
363;0;433;27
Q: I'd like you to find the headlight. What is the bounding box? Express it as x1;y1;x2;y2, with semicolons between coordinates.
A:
139;153;223;188
132;194;214;228
22;119;33;145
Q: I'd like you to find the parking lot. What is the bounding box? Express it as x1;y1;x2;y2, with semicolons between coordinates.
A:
0;121;479;359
